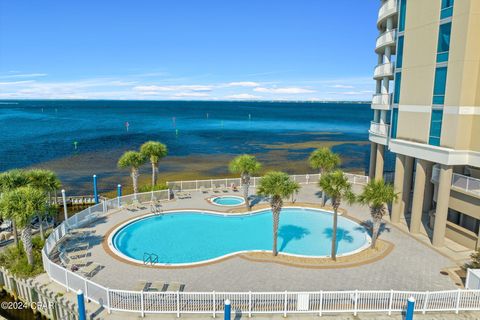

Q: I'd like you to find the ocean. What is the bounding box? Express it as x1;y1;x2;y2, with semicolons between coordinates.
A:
0;100;388;195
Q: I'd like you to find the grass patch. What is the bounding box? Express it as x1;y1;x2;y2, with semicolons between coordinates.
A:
0;233;49;278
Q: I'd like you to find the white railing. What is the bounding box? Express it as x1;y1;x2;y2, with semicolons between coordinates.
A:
372;93;392;109
378;0;398;25
166;173;370;192
375;29;397;52
41;180;480;317
431;165;480;197
466;269;480;290
373;62;394;79
369;121;390;137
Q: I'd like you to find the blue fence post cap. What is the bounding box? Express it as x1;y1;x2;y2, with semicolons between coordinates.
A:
225;299;231;305
408;296;415;302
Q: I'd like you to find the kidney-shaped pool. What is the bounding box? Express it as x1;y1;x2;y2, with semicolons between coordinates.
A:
109;207;371;265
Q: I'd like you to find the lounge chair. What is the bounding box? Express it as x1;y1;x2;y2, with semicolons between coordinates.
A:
66;248;89;259
81;262;103;278
213;185;221;193
220;184;228;193
199;186;208;194
135;281;151;291
60;252;89;270
150;281;168;292
167;282;185;292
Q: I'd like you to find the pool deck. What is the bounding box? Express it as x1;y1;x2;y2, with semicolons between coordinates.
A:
53;183;468;293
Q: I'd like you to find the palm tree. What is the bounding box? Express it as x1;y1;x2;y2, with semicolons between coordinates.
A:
26;169;60;241
0;169;30;247
308;148;341;206
229;155;262;208
319;170;355;261
118;151;146;194
257;171;300;256
140;141;168;187
0;186;47;265
357;179;397;249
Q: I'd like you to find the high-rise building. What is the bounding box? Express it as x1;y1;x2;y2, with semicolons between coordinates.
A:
369;0;480;249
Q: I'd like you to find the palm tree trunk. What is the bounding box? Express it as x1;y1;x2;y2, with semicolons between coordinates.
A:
38;214;45;242
320;169;326;206
371;218;381;249
12;220;19;247
331;199;338;261
242;174;250;209
271;196;283;256
21;227;34;266
131;168;139;194
151;162;158;187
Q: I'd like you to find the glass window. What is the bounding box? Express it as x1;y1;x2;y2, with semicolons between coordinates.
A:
391;108;398;139
393;72;402;104
399;0;407;32
437;23;451;53
441;0;454;19
432;67;447;105
396;36;404;68
442;0;454;9
429;109;443;146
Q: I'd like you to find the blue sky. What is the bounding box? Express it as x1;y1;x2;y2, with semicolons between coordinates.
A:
0;0;379;101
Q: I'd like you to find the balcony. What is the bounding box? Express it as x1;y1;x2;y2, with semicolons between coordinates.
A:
371;93;392;110
432;165;480;198
373;62;394;80
377;0;398;28
369;121;390;145
375;29;397;54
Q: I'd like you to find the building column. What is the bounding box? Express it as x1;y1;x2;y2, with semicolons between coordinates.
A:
391;154;406;223
432;165;453;247
403;156;414;215
369;142;377;180
423;162;434;212
410;159;428;234
375;144;385;180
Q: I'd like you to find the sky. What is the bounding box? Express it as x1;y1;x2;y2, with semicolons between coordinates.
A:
0;0;380;101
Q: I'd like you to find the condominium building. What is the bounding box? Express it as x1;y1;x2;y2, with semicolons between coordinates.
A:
369;0;480;249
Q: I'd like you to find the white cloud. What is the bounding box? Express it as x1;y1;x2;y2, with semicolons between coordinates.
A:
172;92;210;98
328;90;374;95
254;87;315;94
0;80;36;85
226;93;260;100
328;84;354;89
226;81;259;87
133;85;213;93
0;73;47;79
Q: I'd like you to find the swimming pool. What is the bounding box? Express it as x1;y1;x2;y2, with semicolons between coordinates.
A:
210;196;245;206
109;208;371;265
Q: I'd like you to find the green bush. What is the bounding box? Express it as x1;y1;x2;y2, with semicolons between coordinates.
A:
0;235;45;278
138;183;169;193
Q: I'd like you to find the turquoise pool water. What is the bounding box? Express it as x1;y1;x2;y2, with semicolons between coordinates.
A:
111;208;370;264
212;196;245;206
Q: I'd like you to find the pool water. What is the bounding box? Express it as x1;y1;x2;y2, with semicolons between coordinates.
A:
111;208;370;265
211;196;245;206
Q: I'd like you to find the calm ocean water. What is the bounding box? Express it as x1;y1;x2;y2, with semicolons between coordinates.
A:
0;100;390;194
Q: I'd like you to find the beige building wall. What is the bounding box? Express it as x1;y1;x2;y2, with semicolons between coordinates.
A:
442;0;480;151
395;0;440;143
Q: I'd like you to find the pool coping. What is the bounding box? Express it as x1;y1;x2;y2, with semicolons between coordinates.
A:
105;206;373;268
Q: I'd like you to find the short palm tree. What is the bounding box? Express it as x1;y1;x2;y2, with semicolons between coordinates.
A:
309;148;341;206
257;171;300;256
319;170;355;260
0;186;47;265
229;154;262;208
140;141;168;187
118;151;146;194
0;169;30;247
357;179;397;249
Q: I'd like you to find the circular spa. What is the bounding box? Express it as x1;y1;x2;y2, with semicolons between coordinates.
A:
110;208;371;265
210;195;245;206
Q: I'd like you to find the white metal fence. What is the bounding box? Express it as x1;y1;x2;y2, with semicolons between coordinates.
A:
41;185;480;317
167;173;370;192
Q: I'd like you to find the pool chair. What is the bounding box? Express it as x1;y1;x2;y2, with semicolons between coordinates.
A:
60;252;89;270
199;186;208;194
65;248;89;260
167;282;185;292
135;281;152;291
150;281;168;292
220;184;229;193
213;184;221;193
81;262;103;278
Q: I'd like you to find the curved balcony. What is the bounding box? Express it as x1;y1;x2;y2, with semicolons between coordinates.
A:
375;29;397;54
373;62;394;80
371;93;392;110
369;121;390;145
377;0;398;29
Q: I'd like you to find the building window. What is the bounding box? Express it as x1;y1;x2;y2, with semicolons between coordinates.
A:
448;209;480;235
433;67;447;105
399;0;407;32
391;108;398;139
393;72;402;104
429;109;443;146
437;22;451;63
441;0;454;19
396;36;404;68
